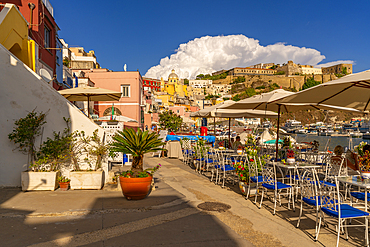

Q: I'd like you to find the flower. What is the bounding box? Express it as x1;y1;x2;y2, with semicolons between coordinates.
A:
287;149;295;158
233;161;249;182
359;150;370;172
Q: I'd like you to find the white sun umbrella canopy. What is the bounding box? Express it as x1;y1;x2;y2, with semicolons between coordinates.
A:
58;87;122;118
222;89;362;160
275;70;370;112
213;109;278;118
190;100;235;118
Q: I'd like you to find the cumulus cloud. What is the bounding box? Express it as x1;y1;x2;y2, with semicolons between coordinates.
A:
145;34;335;79
316;60;354;68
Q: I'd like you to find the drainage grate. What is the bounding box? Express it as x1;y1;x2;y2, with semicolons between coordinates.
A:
197;202;231;212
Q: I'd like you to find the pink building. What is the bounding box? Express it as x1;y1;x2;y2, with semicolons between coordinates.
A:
169;106;186;118
73;68;144;129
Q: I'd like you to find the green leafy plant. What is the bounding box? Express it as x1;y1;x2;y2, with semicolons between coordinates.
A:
159;110;183;131
35;118;72;172
109;129;164;177
57;176;71;183
85;129;108;170
8;110;47;168
359;150;370;172
234;161;249;182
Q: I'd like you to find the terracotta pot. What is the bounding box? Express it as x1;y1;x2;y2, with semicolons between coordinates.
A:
119;175;152;200
59;182;70;191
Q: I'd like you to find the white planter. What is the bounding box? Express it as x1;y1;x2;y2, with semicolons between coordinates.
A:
286;158;295;164
21;171;58;191
70;170;104;190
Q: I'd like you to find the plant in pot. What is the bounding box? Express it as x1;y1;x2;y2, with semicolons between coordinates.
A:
69;129;108;190
233;160;249;195
359;150;370;180
7;110;59;191
109;128;164;200
57;176;71;191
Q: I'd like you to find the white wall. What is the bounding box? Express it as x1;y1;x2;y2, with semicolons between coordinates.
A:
0;44;106;186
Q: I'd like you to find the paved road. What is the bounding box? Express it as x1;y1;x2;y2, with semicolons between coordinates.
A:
0;155;360;246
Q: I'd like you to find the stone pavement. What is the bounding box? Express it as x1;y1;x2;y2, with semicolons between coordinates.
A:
0;155;363;246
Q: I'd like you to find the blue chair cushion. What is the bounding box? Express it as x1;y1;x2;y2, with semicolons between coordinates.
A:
250;175;263;183
285;175;299;180
321;204;369;218
195;158;205;161
206;159;217;163
262;182;291;190
221;165;235;171
350;192;370;202
303;196;321;206
320;180;336;187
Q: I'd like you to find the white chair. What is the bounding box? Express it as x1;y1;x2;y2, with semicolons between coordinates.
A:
316;177;369;247
259;161;294;215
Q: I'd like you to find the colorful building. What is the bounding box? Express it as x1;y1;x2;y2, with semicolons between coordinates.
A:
73;68;144;130
143;77;161;92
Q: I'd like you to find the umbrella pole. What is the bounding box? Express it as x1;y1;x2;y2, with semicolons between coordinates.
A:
87;96;90;118
229;118;231;148
275;105;281;161
214;117;216;136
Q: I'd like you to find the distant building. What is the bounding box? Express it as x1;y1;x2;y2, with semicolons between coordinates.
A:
250;63;275;69
276;61;301;76
229;67;276;76
322;64;352;75
301;65;322;75
189;79;212;88
69;47;100;70
143;77;161;92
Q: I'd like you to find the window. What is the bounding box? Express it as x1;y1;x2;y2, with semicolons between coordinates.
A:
44;25;51;48
121;85;130;97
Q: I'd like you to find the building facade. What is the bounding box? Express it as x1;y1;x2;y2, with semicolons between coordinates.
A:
301;65;322;75
189;79;212;88
322;64;353;75
72;68;144;129
142;77;161;92
229;67;276;76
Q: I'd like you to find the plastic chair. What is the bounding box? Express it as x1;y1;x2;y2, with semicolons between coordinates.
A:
316;177;369;247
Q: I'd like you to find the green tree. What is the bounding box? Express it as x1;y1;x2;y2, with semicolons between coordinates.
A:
342;67;348;75
232;94;241;101
245;87;256;97
196;74;205;79
233;76;246;84
302;77;321;90
275;71;285;75
183;79;189;85
159;110;183;131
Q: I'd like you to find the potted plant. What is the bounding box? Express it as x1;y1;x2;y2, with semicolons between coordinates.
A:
57;176;71;191
234;161;249;195
109;128;164;200
286;149;295;164
70;129;108;190
7;110;60;191
359;150;370;179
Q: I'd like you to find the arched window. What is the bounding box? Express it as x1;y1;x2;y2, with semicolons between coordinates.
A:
103;107;122;116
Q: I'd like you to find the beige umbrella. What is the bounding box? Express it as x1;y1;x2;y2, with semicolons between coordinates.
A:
213;109;278;118
222;89;362;160
275;70;370;111
58;87;122;118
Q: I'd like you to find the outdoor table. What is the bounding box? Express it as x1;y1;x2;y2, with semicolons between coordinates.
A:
337;175;370;211
166;141;184;160
216;149;235;153
270;162;322;199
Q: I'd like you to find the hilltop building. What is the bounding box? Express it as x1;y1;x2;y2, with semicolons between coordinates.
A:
229;67;276;76
322;64;352;75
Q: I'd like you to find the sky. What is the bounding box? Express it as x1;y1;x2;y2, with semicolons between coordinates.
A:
52;0;370;79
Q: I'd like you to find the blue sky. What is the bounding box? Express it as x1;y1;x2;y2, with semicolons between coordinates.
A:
52;0;370;79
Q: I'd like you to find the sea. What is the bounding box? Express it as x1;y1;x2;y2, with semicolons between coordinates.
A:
293;134;370;152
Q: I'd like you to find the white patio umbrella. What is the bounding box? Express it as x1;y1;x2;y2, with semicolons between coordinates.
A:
58;87;122;118
275;70;370;112
98;115;138;122
223;89;362;160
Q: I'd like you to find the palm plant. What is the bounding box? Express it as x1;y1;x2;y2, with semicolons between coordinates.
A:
109;128;164;176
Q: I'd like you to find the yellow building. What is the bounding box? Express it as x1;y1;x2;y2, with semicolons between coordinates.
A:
0;4;36;71
163;69;186;97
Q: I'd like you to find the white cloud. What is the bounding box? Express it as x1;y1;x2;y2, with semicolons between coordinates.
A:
145;34;350;79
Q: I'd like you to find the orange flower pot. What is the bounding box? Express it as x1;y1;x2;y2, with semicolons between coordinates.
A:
119;176;152;200
59;182;70;191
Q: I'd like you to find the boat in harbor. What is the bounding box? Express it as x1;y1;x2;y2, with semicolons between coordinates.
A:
318;127;334;136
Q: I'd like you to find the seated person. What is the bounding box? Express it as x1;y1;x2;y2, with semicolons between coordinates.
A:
232;136;243;151
229;138;234;149
332;145;359;172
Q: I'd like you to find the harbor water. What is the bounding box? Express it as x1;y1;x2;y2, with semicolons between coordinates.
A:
293;134;370;152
